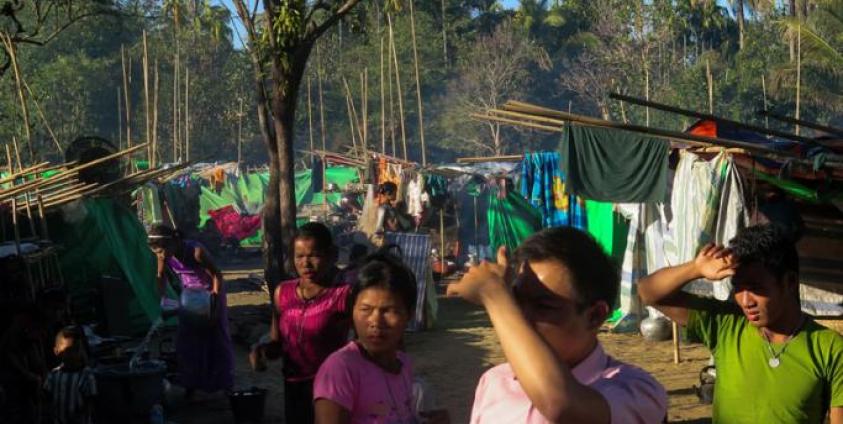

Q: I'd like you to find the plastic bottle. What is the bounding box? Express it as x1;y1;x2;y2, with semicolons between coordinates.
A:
150;403;164;424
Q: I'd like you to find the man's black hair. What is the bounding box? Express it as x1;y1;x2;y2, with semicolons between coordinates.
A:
729;224;799;278
515;227;619;310
350;252;417;315
295;222;335;254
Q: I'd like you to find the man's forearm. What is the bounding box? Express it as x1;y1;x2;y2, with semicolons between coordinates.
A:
638;261;701;306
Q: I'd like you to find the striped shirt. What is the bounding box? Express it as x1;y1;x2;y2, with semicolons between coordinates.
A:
44;365;97;424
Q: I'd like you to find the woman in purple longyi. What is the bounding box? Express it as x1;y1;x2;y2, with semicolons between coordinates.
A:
148;224;235;396
251;222;353;424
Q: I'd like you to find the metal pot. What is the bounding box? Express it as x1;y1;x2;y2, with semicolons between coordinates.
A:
639;316;672;341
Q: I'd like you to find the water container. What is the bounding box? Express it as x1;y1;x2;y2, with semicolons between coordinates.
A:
179;287;211;326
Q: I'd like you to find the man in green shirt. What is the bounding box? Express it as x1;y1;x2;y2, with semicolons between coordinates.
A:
639;224;843;423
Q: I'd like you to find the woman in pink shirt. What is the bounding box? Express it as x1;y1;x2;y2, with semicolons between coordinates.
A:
447;228;667;424
313;253;449;424
251;222;352;424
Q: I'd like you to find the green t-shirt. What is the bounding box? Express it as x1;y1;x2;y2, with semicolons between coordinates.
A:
687;306;843;423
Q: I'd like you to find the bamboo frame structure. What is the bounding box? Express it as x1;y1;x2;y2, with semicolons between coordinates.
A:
757;110;843;138
470;100;843;171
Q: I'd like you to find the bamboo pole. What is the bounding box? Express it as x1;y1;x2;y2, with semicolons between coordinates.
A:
185;65;190;162
307;77;315;153
706;59;714;114
440;0;448;66
380;35;387;154
11;198;21;255
361;69;369;156
0;143;148;201
152;60;160;168
316;44;327;152
795;24;802;136
493;101;843;169
237;96;244;164
8;182;91;207
387;32;396;157
11;137;23;171
387;13;408;160
758;111;843;137
408;0;427;166
20;79;61;155
173;44;181;162
672;322;680;364
36;194;48;240
343;79;358;153
4;36;33;163
761;75;769;129
456;154;524;164
609;93;820;145
439;208;445;267
121;45;133;154
5;145;12;175
143;30;151;163
117;88;123;149
0;162;50;185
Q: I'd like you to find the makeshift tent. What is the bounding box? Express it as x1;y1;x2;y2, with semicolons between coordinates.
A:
50;198;162;334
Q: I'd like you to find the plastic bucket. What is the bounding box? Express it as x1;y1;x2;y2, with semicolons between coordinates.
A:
228;387;267;423
93;360;166;420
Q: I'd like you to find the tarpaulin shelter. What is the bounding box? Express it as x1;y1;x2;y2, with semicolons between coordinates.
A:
50;198;163;334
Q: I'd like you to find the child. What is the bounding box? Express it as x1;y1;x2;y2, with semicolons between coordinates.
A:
44;326;97;424
448;227;667;423
313;253;449;424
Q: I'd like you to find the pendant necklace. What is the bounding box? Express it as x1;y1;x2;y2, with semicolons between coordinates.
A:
762;314;806;369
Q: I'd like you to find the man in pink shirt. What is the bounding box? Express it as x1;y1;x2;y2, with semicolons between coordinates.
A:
448;228;667;423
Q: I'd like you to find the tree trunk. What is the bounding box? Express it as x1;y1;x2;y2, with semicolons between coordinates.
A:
269;44;311;276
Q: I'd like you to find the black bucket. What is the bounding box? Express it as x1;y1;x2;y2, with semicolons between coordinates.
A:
93;360;166;420
229;387;267;423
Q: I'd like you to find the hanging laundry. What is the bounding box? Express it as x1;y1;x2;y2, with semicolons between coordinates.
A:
520;151;586;229
664;150;748;300
487;186;543;256
207;205;262;242
424;174;449;208
406;173;425;220
561;123;669;203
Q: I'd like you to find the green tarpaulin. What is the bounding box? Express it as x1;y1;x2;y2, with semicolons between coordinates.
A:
585;200;629;266
50;198;162;333
487;188;543;255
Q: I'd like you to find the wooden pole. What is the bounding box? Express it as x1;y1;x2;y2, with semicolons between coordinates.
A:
11;198;22;255
408;0;427;166
439;208;446;269
5;145;12;175
672;321;680;364
380;35;387;154
387;13;408;160
36;194;49;240
387;31;397;157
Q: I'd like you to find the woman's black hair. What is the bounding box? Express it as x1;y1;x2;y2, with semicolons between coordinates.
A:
148;223;182;240
350;251;417;315
294;222;335;255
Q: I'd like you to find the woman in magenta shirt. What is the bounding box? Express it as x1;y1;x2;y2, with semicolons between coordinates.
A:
252;222;352;424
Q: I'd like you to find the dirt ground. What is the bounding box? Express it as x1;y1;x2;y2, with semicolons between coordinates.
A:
163;265;713;423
